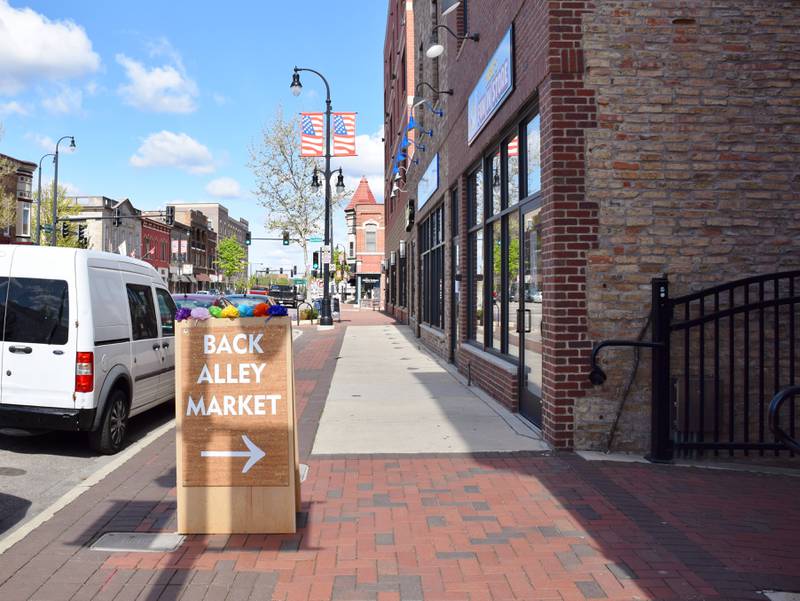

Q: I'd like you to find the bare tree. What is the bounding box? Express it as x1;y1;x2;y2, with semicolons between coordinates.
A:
248;107;351;271
0;124;18;232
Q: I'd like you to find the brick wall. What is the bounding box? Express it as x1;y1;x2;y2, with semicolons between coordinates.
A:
579;0;800;451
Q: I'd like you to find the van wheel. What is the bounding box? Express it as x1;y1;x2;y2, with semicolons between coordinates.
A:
89;389;129;454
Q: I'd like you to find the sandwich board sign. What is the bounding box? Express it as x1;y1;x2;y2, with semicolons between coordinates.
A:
175;315;299;534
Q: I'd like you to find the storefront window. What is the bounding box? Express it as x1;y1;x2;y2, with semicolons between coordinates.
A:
507;135;520;205
490;150;501;215
507;212;520;358
452;189;460;345
470;229;483;341
421;204;445;328
470;166;483;226
526;115;541;196
490;219;502;351
466;109;541;360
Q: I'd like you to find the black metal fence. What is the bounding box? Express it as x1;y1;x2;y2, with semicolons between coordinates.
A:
652;271;800;459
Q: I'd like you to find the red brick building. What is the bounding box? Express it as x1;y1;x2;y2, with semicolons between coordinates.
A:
383;0;415;321
141;217;171;284
345;177;385;304
386;0;800;453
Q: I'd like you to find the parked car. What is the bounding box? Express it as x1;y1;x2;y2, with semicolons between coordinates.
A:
172;293;230;310
0;246;177;454
269;284;298;307
225;294;275;309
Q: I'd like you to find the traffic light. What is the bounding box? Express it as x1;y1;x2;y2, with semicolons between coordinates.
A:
264;267;270;274
165;205;175;226
60;221;70;238
113;208;121;227
282;230;290;246
292;265;297;277
279;267;283;274
312;251;320;270
77;224;87;247
245;231;252;246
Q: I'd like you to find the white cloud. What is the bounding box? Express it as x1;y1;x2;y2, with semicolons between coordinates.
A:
130;130;214;174
41;86;82;114
212;93;228;106
0;100;27;116
335;128;385;202
25;132;55;152
116;49;198;113
0;1;100;95
205;177;241;198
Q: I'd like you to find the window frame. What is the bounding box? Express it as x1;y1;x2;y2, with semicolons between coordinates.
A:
126;283;159;341
155;288;177;337
466;103;543;361
420;201;445;329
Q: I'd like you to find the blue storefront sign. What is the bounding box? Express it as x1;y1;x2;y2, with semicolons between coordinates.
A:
468;26;514;145
417;153;439;210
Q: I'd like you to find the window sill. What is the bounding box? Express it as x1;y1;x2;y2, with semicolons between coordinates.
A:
420;323;445;339
460;343;517;374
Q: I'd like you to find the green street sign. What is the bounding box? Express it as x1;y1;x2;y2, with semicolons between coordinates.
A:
307;236;323;243
42;225;53;233
292;278;306;285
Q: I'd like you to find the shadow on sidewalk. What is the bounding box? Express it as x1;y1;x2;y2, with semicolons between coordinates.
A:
0;492;31;536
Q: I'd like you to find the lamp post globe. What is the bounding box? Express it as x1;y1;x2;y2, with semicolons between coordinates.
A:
290;71;302;97
426;44;445;59
335;169;345;194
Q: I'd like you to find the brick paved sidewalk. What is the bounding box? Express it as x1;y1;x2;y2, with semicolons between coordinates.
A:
1;312;799;601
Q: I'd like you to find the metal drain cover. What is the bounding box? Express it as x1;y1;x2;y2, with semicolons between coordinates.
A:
90;532;184;553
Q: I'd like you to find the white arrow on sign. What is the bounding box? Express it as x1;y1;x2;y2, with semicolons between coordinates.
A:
200;434;266;474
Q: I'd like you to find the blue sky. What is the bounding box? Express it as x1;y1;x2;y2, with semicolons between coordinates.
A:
0;0;386;271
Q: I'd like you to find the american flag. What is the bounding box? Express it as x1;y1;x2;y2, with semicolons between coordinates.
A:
300;112;324;157
332;112;356;156
508;135;519;158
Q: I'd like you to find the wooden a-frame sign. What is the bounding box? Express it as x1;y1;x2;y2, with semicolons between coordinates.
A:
175;316;300;534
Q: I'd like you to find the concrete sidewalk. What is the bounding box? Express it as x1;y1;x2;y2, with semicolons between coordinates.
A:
313;325;547;454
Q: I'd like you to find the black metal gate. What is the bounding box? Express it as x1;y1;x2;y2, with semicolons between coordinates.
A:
653;271;800;460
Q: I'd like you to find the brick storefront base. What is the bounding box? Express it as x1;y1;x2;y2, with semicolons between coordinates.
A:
386;304;408;323
456;344;519;412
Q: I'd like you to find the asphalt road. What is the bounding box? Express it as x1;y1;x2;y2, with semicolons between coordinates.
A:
0;402;175;539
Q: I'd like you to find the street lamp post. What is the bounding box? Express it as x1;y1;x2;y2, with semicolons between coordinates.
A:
290;66;339;326
51;136;76;246
36;152;54;245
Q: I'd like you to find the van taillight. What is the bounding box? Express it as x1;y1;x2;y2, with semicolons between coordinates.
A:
75;352;94;393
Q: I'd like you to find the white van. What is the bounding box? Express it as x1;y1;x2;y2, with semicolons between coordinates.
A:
0;245;176;454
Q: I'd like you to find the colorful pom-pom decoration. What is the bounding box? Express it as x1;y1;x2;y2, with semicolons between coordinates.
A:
237;304;254;317
190;307;211;321
253;302;269;317
220;305;239;319
269;304;288;316
175;307;192;322
209;305;223;318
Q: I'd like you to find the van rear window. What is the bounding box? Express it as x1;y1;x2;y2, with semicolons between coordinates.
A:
4;278;69;345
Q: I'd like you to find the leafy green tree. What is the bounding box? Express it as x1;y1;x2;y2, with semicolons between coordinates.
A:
35;185;81;247
217;236;246;280
493;238;520;282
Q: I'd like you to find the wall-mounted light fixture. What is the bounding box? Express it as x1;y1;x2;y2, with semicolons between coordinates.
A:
399;239;406;259
416;81;453;97
390;251;397;266
426;24;480;59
